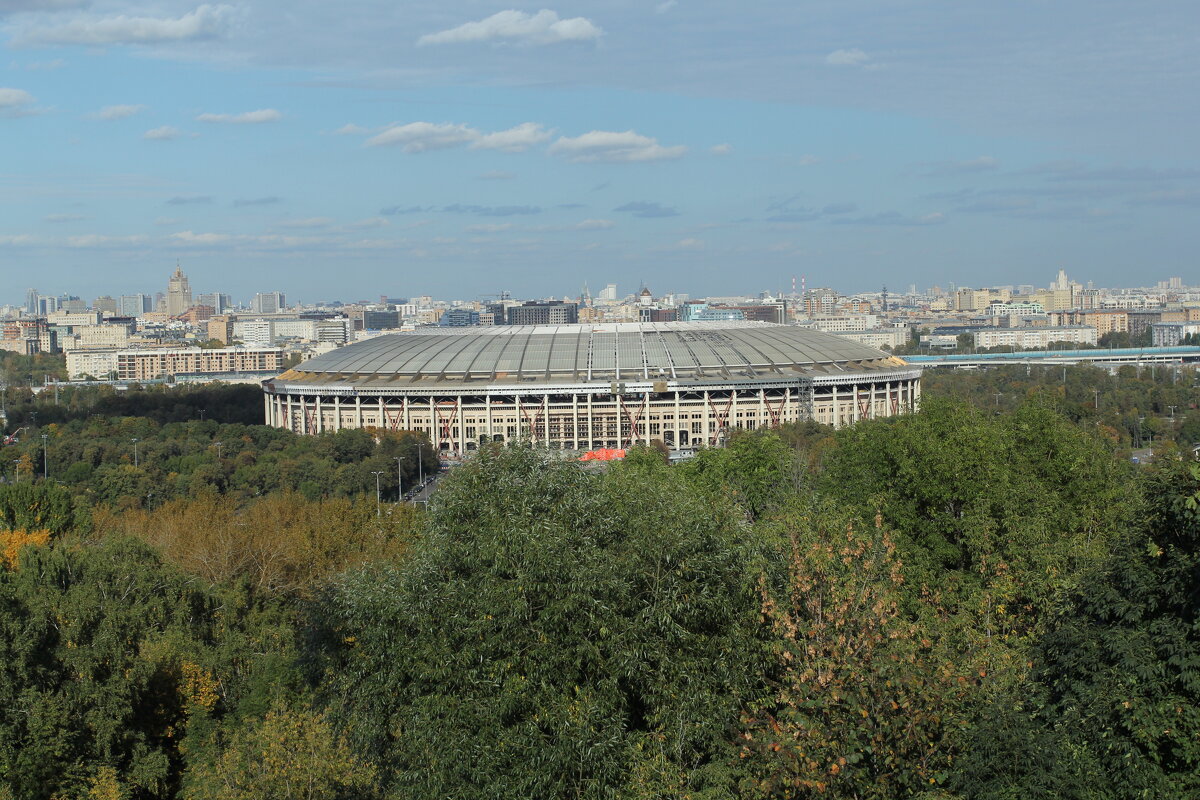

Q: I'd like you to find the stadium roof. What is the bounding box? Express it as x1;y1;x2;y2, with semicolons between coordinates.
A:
276;321;908;387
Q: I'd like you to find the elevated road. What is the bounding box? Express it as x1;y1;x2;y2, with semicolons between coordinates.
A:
906;346;1200;369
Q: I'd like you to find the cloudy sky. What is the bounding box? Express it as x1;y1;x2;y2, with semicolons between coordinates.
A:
2;1;1198;303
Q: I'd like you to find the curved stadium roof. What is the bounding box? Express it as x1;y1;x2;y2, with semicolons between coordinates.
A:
275;321;908;387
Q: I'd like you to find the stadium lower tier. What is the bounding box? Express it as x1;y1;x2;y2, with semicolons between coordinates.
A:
262;369;921;453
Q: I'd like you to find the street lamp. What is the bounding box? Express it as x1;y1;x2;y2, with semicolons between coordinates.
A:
41;433;48;480
11;459;19;484
131;437;140;468
395;456;404;502
213;441;223;460
416;442;424;486
370;470;385;516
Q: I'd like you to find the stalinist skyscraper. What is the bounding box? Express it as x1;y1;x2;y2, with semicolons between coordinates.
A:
166;265;192;317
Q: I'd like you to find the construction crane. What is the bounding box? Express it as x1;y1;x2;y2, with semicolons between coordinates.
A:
2;427;28;446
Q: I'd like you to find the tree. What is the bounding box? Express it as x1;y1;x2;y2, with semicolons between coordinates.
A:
741;506;972;799
185;702;376;800
951;461;1200;798
0;537;303;800
311;445;771;799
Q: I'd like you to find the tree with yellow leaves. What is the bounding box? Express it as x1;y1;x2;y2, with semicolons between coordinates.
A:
186;702;376;800
742;505;973;799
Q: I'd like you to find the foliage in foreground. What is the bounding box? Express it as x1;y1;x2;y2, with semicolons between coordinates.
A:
0;394;1195;799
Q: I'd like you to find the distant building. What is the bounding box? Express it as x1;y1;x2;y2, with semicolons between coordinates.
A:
207;316;235;344
439;308;481;327
972;326;1097;349
252;292;286;314
92;296;119;315
1151;322;1200;347
120;294;153;317
68;346;284;381
835;328;910;349
505;301;579;326
985;301;1045;317
196;292;232;314
638;307;678;323
166;267;193;317
363;310;403;330
808;314;878;333
24;288;38;316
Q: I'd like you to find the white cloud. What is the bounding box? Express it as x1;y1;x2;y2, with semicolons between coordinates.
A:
169;230;231;244
825;48;869;66
574;218;614;230
21;4;232;45
276;217;332;229
196;108;281;124
342;217;389;230
0;234;37;245
549;130;687;163
143;125;183;140
91;104;144;120
0;87;34;111
334;123;369;135
465;223;512;233
674;237;705;250
710;143;732;155
67;234;148;247
418;9;602;47
472;122;553;152
366;121;480;151
655;0;678;12
478;170;516;180
23;59;67;70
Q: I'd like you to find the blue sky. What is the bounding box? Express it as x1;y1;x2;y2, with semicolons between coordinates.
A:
2;1;1198;303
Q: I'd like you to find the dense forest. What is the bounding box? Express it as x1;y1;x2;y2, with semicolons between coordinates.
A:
0;352;1197;798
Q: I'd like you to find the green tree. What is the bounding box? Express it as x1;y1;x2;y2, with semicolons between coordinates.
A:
0;537;301;800
311;445;771;799
951;461;1200;798
186;702;376;800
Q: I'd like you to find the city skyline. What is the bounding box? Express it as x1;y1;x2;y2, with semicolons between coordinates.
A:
2;1;1198;300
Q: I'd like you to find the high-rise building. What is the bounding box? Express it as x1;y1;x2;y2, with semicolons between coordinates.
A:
166;267;192;316
92;296;119;315
598;284;618;302
196;292;232;314
24;288;38;316
38;296;60;316
251;292;286;314
120;294;153;317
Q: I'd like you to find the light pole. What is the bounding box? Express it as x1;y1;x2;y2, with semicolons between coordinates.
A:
370;470;385;517
213;441;223;460
395;457;404;502
41;433;48;480
11;459;19;484
132;437;140;468
417;442;424;486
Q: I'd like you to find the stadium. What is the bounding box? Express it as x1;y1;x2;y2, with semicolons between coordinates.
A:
261;321;922;453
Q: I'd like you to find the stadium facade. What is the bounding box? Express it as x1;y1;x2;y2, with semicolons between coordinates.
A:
261;321;921;452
